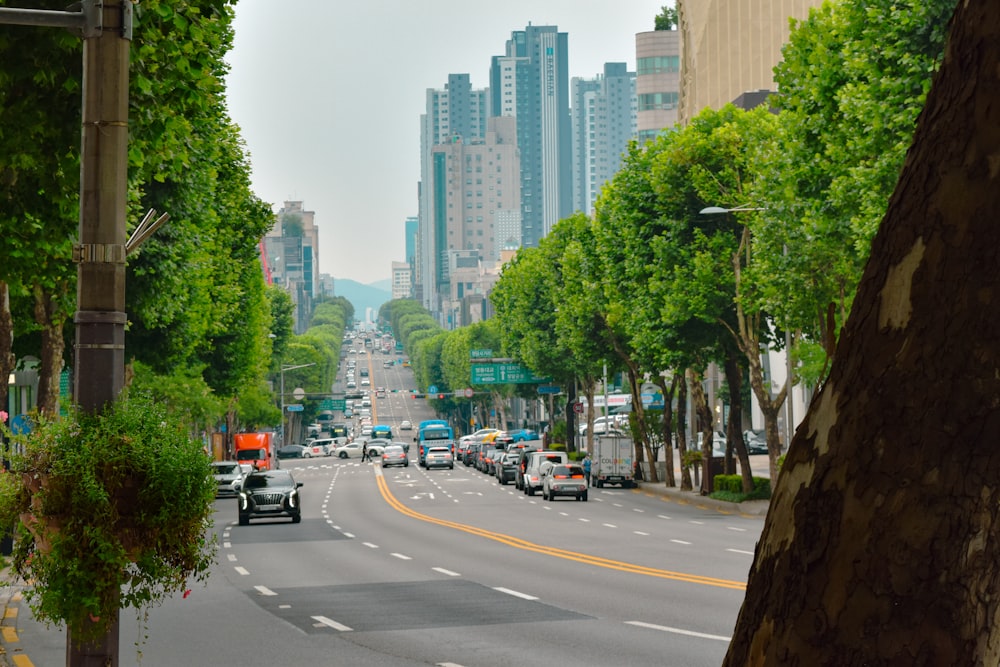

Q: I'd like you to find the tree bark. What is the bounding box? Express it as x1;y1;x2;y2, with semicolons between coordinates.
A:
725;2;1000;664
723;351;754;492
656;374;678;487
676;370;692;491
687;367;714;495
33;284;67;416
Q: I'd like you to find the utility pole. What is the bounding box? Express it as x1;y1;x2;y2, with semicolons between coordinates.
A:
0;1;131;665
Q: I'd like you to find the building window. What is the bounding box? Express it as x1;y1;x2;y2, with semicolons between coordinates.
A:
638;92;679;111
637;56;680;75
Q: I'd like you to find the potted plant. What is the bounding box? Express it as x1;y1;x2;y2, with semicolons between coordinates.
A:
0;391;217;641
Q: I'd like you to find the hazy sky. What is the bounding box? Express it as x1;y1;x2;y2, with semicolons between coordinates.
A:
224;1;668;285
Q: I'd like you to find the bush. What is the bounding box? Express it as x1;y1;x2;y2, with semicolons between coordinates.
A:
710;474;771;501
0;393;217;640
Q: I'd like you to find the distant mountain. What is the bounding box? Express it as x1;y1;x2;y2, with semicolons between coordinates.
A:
334;278;391;320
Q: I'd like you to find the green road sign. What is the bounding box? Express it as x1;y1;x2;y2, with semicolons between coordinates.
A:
330;399;346;411
470;348;493;359
320;399;335;410
471;363;547;384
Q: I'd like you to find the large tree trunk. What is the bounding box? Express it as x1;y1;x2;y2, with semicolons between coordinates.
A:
656;374;678;487
686;367;714;495
723;350;753;491
725;2;1000;664
676;370;692;491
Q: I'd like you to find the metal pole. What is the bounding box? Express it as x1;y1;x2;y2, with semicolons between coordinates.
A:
280;366;286;448
784;243;793;451
785;329;794;451
71;2;131;665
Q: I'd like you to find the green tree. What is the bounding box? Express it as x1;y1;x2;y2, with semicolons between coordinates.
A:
726;0;1000;661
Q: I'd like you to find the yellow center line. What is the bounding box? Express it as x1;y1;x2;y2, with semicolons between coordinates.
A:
374;472;746;591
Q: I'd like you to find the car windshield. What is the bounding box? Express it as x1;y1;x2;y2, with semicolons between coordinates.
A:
212;463;240;475
423;428;450;440
428;447;450;453
236;449;264;461
244;472;294;489
384;446;404;454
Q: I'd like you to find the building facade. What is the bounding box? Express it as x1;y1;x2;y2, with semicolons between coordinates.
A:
571;62;637;215
635;28;681;144
263;201;320;334
490;24;572;248
417;74;490;313
676;0;823;125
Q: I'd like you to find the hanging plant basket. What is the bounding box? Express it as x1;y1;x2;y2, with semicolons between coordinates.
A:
0;392;218;641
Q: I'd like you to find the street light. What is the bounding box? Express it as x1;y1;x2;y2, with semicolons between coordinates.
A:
698;205;766;214
280;362;316;447
699;204;794;448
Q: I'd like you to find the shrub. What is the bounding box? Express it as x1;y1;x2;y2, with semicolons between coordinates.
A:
0;393;217;640
711;474;771;501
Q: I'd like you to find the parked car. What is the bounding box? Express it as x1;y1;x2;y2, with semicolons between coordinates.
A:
744;429;768;455
521;450;570;496
275;445;306;460
506;428;539;442
496;452;520;485
210;461;244;498
425;446;454;470
380;444;409;468
480;446;502;475
237;469;303;525
541;464;589;502
399;420;413;431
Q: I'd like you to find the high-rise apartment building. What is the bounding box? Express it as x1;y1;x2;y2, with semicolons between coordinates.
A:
391;261;411;301
263;201;319;334
635;28;680;143
571;63;637;215
676;0;823;124
490;24;571;248
417;74;490;312
428;116;521;327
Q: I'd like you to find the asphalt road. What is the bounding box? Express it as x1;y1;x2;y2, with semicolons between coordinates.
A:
1;347;765;666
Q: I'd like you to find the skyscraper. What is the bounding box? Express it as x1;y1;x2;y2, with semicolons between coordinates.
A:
571;63;637;215
490;24;571;248
417;74;489;311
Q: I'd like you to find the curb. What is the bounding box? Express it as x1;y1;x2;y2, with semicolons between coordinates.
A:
0;565;26;667
631;482;770;517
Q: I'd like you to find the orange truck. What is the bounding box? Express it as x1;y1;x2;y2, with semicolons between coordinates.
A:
233;432;273;471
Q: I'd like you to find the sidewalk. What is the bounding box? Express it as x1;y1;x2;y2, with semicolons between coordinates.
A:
0;565;26;667
631;479;771;517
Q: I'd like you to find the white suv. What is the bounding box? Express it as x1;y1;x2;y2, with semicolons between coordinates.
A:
522;450;569;496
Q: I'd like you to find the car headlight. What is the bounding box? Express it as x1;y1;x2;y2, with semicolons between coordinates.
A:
239;493;248;510
288;489;297;508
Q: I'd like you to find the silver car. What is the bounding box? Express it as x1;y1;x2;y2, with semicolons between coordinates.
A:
542;464;589;502
425;446;454;470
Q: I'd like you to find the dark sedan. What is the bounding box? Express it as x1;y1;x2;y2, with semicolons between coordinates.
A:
238;469;303;525
276;444;306;459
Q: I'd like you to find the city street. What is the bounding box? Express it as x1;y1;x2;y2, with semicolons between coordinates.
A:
0;349;766;666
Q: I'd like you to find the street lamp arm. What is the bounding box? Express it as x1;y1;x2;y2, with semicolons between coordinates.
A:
699;205;766;214
282;362;317;372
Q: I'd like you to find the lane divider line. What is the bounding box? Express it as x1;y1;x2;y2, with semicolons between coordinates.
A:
374;472;746;591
